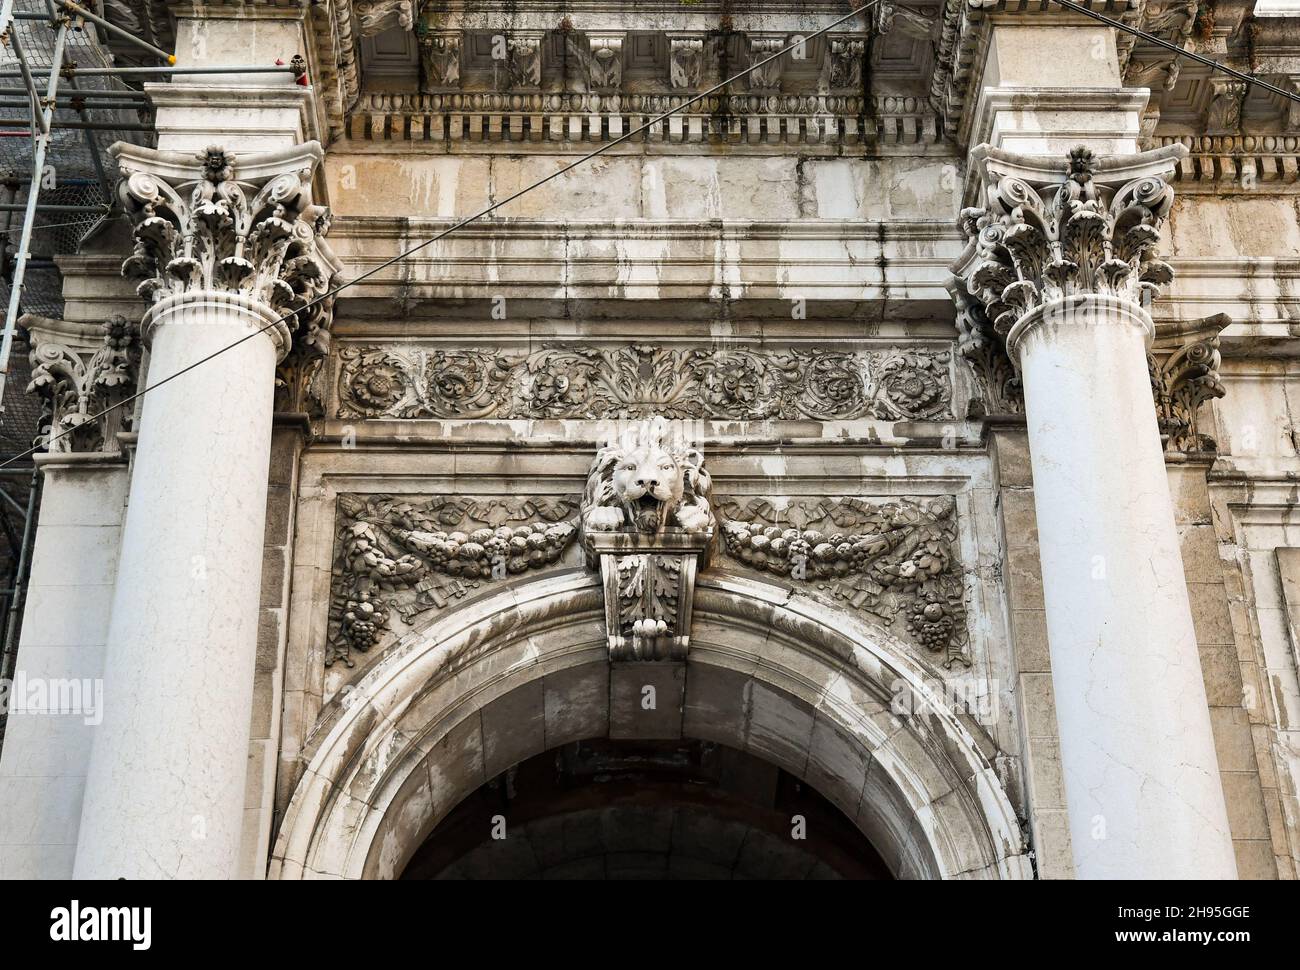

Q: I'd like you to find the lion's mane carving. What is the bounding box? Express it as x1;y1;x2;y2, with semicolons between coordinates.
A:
582;417;714;536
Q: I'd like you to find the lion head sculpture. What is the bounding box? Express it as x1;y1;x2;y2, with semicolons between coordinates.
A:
582;417;714;537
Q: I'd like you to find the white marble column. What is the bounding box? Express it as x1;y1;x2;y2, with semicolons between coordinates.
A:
71;145;336;879
953;148;1236;878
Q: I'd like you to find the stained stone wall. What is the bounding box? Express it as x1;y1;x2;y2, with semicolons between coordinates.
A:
9;0;1300;881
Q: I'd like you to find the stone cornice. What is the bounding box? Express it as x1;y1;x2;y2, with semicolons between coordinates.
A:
1154;133;1300;190
345;91;940;147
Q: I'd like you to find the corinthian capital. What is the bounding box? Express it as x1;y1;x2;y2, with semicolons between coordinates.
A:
23;313;141;455
948;143;1189;414
108;141;342;360
951;144;1187;338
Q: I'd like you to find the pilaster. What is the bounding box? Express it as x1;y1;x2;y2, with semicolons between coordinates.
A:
0;315;137;878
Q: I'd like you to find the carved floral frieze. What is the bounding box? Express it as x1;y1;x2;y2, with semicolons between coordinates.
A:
326;493;581;666
717;495;969;667
336;344;953;422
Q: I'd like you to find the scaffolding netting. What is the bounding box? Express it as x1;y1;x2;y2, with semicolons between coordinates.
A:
0;0;157;318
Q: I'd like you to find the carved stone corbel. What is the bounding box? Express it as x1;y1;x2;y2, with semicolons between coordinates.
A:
1205;77;1247;135
746;36;786;92
23;313;141;454
355;0;413;37
494;33;543;90
580;417;715;661
418;31;461;90
586;532;711;662
585;33;626;92
668;35;706;90
827;37;866;91
1145;0;1200;41
1149;313;1230;453
874;2;934;38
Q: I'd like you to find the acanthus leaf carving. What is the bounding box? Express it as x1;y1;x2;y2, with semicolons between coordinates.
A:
114;143;342;360
336;344;954;423
952;145;1182;343
418;30;461;90
1148;313;1230;453
26;314;142;454
827;38;865;91
746;37;786;92
669;36;706;90
355;0;413;37
494;35;542;90
585;34;625;92
1204;77;1248;135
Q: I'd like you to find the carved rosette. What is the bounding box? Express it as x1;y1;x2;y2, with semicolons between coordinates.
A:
949;144;1187;413
24;314;142;454
110;142;342;372
336;344;953;422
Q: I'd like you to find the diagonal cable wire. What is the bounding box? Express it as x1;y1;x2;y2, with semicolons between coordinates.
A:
1;0;882;467
5;0;1298;466
1051;0;1300;104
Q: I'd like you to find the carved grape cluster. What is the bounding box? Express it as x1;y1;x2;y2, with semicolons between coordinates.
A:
905;590;955;653
341;591;389;655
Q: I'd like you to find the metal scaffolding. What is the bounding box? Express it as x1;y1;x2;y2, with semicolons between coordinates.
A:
0;0;161;697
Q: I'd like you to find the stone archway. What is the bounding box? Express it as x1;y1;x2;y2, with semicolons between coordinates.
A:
270;570;1032;880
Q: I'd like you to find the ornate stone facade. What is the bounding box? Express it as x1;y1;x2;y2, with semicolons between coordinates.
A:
5;1;1300;887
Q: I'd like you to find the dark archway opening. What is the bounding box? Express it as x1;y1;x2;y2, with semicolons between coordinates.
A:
401;738;894;879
